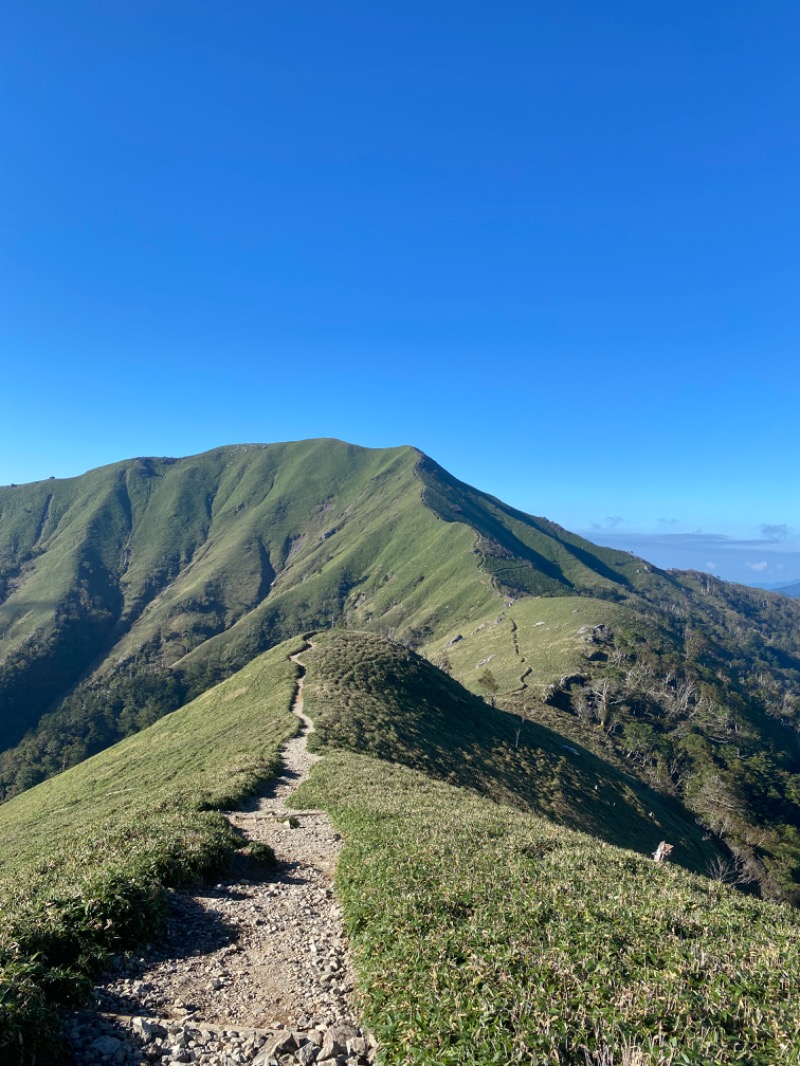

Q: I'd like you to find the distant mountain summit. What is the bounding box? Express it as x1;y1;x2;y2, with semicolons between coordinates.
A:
2;439;800;900
0;439;641;753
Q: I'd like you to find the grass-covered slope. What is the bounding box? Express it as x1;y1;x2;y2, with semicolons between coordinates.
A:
1;627;799;1064
0;435;686;777
0;438;667;800
424;595;626;698
422;589;800;902
0;441;503;789
3;439;800;901
297;756;800;1065
0;443;410;743
295;632;800;1064
0;638;302;1064
416;453;641;598
302;631;719;873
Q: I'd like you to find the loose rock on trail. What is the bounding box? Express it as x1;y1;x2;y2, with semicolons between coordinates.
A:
65;648;376;1066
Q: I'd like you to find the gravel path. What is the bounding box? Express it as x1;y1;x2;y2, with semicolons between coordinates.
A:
64;648;376;1066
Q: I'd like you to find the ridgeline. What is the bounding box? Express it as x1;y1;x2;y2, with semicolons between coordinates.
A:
2;440;800;1062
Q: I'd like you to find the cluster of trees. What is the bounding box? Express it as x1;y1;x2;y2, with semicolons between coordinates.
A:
0;643;232;801
541;605;800;901
0;587;117;755
0;664;187;798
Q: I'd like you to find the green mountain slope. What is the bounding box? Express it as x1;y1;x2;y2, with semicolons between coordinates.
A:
423;589;800;899
2;440;800;902
0;638;301;1062
3;632;800;1064
298;749;800;1065
416;453;639;597
292;632;799;1062
0;439;652;790
302;631;720;874
0;442;425;746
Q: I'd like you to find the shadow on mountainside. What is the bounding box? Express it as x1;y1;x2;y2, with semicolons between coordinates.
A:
303;632;725;878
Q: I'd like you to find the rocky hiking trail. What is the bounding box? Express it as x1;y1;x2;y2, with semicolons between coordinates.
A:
65;646;377;1066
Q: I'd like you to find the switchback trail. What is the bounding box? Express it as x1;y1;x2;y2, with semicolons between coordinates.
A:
65;644;375;1066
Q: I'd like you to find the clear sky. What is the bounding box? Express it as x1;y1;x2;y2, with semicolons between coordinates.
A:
1;2;798;585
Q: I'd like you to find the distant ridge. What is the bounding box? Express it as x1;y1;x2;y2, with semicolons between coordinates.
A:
756;579;800;597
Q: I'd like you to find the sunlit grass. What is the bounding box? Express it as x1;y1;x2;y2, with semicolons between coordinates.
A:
0;639;302;1064
297;751;800;1065
294;631;800;1065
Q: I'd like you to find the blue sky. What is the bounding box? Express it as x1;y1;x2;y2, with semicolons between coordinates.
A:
1;2;798;585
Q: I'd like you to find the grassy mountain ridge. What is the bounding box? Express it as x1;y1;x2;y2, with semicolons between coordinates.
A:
2;631;800;1063
293;633;800;1063
0;441;456;764
416;453;638;597
426;588;800;899
296;748;800;1064
2;439;800;901
0;439;650;794
302;631;720;873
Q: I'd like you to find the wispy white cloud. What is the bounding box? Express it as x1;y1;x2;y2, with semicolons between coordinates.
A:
745;561;769;572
